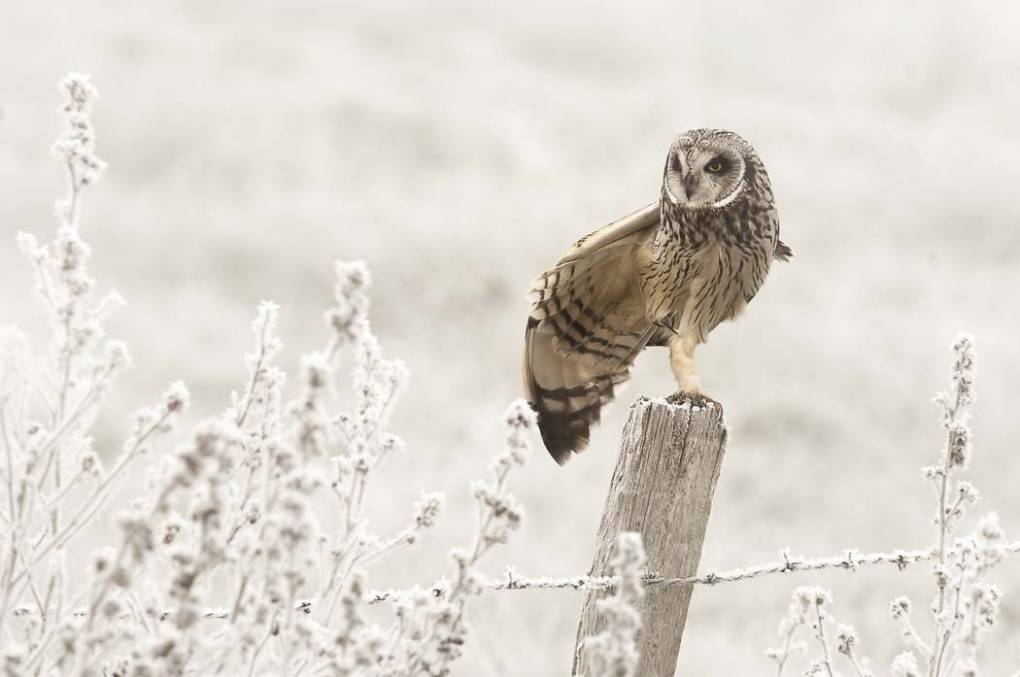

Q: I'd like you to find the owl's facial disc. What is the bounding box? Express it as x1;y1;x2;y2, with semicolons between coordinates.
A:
665;143;746;209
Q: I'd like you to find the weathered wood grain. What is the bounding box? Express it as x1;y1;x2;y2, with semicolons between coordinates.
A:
571;395;728;676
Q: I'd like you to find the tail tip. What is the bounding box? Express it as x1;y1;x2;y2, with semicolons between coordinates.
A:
534;411;591;465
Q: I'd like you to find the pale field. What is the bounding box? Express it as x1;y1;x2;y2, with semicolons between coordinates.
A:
2;1;1020;674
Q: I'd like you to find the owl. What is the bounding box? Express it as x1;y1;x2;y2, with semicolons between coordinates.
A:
524;129;791;464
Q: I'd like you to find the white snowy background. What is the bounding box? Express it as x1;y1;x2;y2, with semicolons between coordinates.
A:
2;1;1019;673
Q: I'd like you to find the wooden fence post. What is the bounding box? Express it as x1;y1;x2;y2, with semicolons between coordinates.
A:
571;395;728;676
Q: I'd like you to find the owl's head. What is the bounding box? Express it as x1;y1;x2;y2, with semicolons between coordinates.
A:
663;129;756;210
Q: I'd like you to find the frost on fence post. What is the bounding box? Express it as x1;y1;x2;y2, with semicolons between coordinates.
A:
572;396;728;677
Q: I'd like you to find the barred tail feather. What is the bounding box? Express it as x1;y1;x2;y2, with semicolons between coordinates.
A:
524;313;646;463
524;318;613;463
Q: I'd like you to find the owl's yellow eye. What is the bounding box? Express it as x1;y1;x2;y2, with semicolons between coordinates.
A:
705;157;725;173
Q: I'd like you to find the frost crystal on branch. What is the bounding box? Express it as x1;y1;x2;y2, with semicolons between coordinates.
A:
51;73;106;225
892;651;922;677
327;260;372;348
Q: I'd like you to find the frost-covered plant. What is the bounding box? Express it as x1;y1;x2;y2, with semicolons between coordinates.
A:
6;71;1018;677
377;401;534;676
0;74;187;673
0;74;535;677
767;336;1010;677
582;532;646;677
767;586;873;677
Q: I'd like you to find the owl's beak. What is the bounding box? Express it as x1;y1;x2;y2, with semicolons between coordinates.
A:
683;174;699;200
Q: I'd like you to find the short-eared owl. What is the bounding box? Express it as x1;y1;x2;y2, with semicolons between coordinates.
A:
524;129;791;464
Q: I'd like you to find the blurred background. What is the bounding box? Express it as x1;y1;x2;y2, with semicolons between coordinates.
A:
3;1;1020;673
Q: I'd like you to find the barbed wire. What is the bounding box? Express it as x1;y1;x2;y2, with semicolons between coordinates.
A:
38;540;1018;621
363;539;1020;604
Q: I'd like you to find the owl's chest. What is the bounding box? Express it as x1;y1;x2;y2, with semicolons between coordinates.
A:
642;214;768;325
651;215;751;280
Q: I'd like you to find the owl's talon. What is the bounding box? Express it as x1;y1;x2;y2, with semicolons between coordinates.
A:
667;391;721;409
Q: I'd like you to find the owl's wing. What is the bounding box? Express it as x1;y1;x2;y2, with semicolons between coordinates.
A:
557;201;659;264
733;215;788;321
524;201;660;464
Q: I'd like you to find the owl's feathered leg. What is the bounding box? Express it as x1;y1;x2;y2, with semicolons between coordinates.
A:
668;334;701;394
